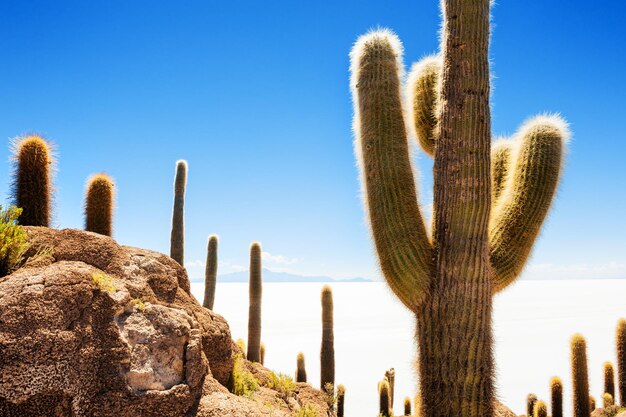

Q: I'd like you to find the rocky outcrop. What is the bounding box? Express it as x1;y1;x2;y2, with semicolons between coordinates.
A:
0;228;332;417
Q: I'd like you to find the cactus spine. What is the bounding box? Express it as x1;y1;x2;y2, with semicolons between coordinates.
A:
618;319;626;406
378;379;391;417
349;1;568;414
12;135;54;226
550;377;563;417
85;173;115;236
404;397;411;416
247;242;262;363
604;361;616;399
337;384;345;417
385;368;395;408
296;352;307;383
169;160;187;265
603;393;614;408
571;334;591;417
320;285;335;393
527;394;538;417
203;235;218;310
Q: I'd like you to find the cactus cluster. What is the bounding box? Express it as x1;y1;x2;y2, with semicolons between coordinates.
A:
85;173;115;236
169;159;187;265
11;135;54;227
349;0;568;413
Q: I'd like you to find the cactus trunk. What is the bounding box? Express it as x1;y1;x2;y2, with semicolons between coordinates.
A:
385;369;395;408
550;378;563;417
604;362;615;399
169;160;187;265
85;173;115;236
12;135;53;227
337;384;345;417
320;285;335;392
296;352;307;383
247;242;262;362
571;334;590;417
379;380;391;417
404;397;412;416
618;319;626;406
527;394;538;417
203;235;218;310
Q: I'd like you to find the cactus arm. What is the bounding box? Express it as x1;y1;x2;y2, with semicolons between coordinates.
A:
350;30;433;310
489;115;569;292
490;139;512;207
406;56;440;157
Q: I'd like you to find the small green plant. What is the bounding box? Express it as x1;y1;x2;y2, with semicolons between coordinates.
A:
0;205;29;276
295;404;320;417
231;354;259;398
92;272;117;293
268;372;295;401
131;298;146;311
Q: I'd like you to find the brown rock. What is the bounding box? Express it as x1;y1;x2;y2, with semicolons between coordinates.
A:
494;401;518;417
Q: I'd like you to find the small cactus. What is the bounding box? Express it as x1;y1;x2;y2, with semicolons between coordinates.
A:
550;377;563;417
296;352;307;383
85;173;115;236
603;393;614;408
527;394;538;417
203;234;218;310
378;379;391;417
260;342;266;365
589;395;596;412
235;338;246;359
404;397;412;416
385;368;395;408
617;318;626;406
320;285;335;392
247;242;263;363
337;384;345;417
534;400;548;417
169;160;187;265
12;135;54;226
571;334;591;417
604;361;616;399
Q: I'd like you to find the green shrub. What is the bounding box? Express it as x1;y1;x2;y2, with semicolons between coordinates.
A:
295;405;320;417
268;371;295;400
92;272;117;293
0;205;29;276
232;354;259;398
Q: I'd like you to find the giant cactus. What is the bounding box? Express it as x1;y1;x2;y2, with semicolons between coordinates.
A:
320;285;335;393
617;319;626;406
349;0;568;414
169;160;187;265
550;377;563;417
85;173;115;236
571;334;590;417
247;242;263;362
203;234;218;310
12;135;54;226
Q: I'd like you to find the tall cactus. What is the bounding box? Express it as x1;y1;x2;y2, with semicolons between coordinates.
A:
247;242;262;362
378;379;391;417
85;173;115;236
11;135;54;226
534;401;548;417
203;234;218;310
604;361;616;399
349;0;568;414
527;394;538;417
617;318;626;406
404;397;412;416
320;285;335;393
169;160;187;265
385;368;395;408
296;352;307;383
337;384;345;417
571;334;590;417
550;377;563;417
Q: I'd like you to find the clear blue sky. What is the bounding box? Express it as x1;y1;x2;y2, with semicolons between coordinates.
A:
1;0;624;281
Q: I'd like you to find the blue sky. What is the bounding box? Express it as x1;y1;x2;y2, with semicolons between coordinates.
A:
0;0;624;281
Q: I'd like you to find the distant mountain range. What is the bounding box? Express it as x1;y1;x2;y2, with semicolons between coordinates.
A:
191;268;371;283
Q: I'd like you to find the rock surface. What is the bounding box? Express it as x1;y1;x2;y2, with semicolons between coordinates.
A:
0;228;332;416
